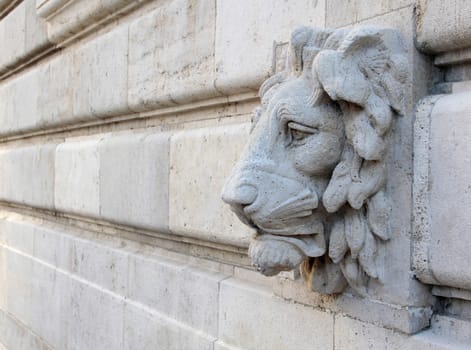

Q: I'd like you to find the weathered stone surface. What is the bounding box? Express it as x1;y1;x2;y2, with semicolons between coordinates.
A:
414;91;471;290
37;0;147;45
169;123;255;246
124;303;215;350
214;0;326;94
0;0;50;73
222;26;409;295
0;0;25;71
38;52;75;127
326;0;413;28
0;308;53;350
30;263;69;350
416;0;471;53
68;279;125;350
55;136;102;217
73;25;129;119
128;252;227;336
218;278;334;350
99;131;170;231
71;236;129;295
128;0;218;111
0;143;56;209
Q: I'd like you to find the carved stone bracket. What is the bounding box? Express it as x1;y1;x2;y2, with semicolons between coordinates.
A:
222;26;408;295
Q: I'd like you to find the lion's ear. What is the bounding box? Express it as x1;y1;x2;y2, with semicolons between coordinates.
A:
314;27;407;161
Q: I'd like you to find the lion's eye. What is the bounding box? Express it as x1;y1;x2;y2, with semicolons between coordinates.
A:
287;122;318;144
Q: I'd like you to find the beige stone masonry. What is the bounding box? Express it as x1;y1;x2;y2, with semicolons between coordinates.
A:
0;0;50;73
169;123;256;247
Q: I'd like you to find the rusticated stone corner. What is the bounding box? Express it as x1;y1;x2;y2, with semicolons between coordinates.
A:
222;26;408;295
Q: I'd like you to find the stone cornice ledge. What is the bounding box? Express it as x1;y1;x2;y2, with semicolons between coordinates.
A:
36;0;151;46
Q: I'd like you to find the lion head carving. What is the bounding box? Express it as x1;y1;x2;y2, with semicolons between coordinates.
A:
222;26;408;295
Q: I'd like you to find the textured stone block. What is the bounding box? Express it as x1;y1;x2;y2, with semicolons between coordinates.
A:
218;278;334;350
99;131;170;231
24;0;49;55
30;264;69;350
334;315;407;350
71;236;129;295
169;123;255;246
0;214;34;256
32;223;72;271
0;143;56;209
4;249;33;327
0;68;41;135
124;303;214;350
416;0;471;53
68;278;124;350
215;0;325;94
0;0;49;72
73;25;129;119
0;308;53;350
326;0;413;28
128;0;217;111
420;92;471;290
128;253;227;336
38;52;74;128
55;136;102;217
0;1;25;71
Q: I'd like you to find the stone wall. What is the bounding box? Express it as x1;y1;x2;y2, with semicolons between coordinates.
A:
0;0;470;349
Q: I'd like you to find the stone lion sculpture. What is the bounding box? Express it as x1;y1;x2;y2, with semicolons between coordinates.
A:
222;26;408;295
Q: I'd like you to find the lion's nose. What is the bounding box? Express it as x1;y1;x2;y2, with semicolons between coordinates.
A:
222;183;258;207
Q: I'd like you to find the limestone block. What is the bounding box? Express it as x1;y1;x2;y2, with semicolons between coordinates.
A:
32;222;72;271
335;314;471;350
38;52;75;128
0;1;25;71
68;279;124;350
71;236;129;295
326;0;413;28
55;136;102;218
73;25;129;119
0;0;49;72
99;131;170;231
128;0;218;111
0;66;41;135
218;278;334;350
414;92;471;290
123;303;214;350
127;253;227;336
0;308;53;350
0;143;56;209
0;247;5;312
335;315;407;349
0;214;34;256
24;0;49;56
169;123;256;246
214;0;326;94
416;0;471;53
30;264;69;350
4;249;33;328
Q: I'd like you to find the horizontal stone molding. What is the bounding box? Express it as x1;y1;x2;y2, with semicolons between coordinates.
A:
413;90;471;291
36;0;150;45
